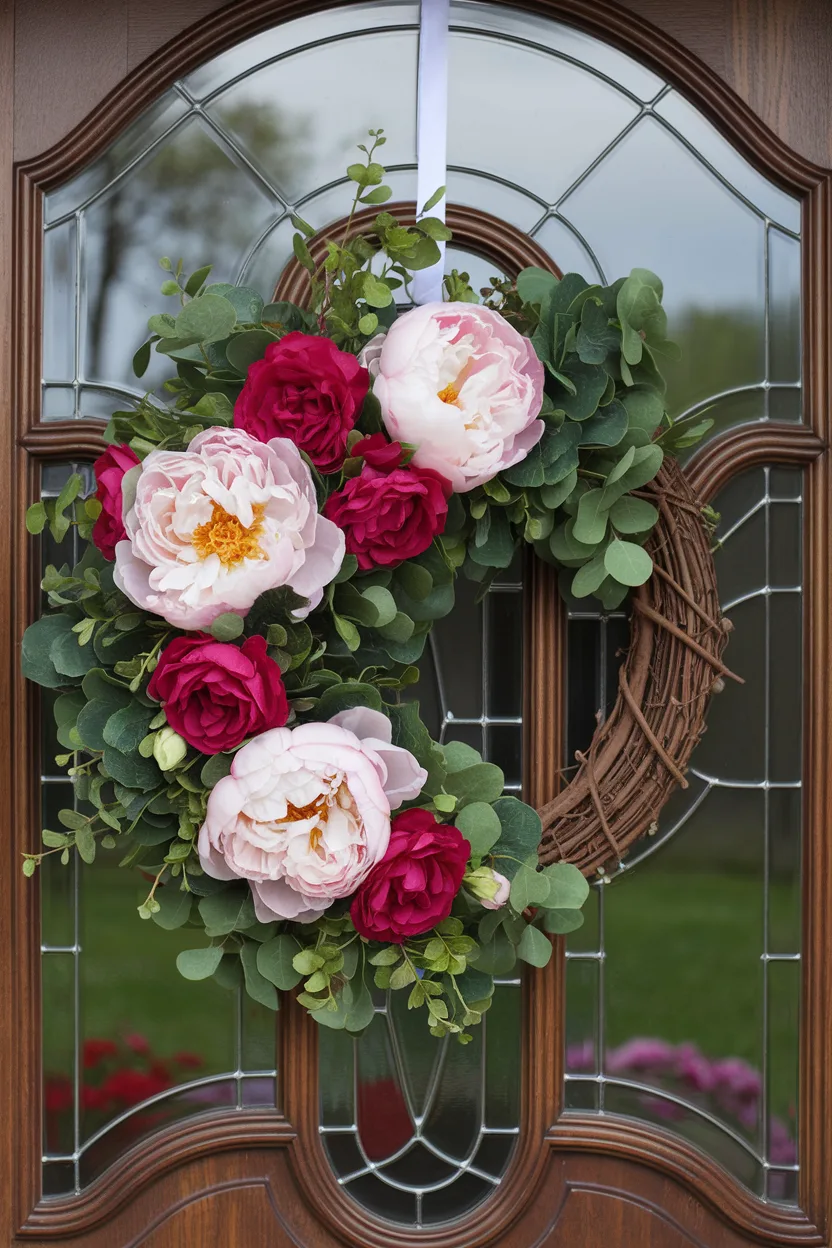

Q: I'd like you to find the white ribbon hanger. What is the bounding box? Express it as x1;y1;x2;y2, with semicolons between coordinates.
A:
412;0;450;306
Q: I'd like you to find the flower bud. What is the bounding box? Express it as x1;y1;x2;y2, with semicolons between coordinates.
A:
465;866;511;910
152;726;187;771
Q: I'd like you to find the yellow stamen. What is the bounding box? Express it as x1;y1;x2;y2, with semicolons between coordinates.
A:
192;502;266;567
436;382;461;407
284;795;329;852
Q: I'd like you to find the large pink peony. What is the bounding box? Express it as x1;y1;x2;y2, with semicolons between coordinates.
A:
197;707;427;922
372;302;545;492
113;427;344;630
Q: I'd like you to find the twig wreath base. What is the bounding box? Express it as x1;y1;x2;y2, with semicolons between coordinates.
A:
538;458;739;876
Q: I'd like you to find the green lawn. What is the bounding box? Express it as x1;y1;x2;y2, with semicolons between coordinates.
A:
42;859;798;1122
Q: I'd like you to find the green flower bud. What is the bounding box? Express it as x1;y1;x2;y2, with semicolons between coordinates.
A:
153;726;188;771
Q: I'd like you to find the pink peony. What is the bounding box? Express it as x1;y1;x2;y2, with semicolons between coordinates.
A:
113;427;344;631
91;443;140;560
197;707;426;922
372;302;544;492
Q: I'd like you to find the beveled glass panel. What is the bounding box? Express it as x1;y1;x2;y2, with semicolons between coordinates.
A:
565;469;803;1204
38;467;278;1198
562;116;767;419
206;30;418;203
654;91;801;233
448;31;641;205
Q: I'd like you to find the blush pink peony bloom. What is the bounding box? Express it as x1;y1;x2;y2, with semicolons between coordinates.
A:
113;427;344;631
197;707;427;922
372;302;545;492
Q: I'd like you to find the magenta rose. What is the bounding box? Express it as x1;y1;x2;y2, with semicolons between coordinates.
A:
234;332;369;473
91;443;140;560
324;457;450;571
147;633;289;755
350;809;470;943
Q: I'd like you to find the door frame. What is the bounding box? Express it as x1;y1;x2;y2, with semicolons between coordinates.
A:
2;2;831;1245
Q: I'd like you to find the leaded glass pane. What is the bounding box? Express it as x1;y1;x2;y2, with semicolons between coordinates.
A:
565;468;803;1204
38;466;277;1198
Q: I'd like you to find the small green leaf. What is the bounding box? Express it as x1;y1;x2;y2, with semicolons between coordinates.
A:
175;294;237;343
571;554;609;599
25;501;48;535
184;264;213;297
209;612;244;641
241;941;279;1009
510;863;551;912
177;946;224;980
540;862;590;909
74;823;96;864
152;887;193;930
516;924;553;967
604;539;654;586
609;496;659;534
358;312;379;335
257;935;303;990
516;266;559;306
363;273;393;308
455;802;502;857
573;489;609;545
420;185;446;214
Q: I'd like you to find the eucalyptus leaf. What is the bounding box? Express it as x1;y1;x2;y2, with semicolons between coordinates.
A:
177;946;224;980
257;934;303;990
175;294;237;343
516;923;553;967
604;539;654;587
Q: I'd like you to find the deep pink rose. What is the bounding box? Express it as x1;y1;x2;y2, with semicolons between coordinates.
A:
353;433;404;472
147;633;288;755
234;332;369;473
324;461;450;571
350;809;470;943
92;443;140;560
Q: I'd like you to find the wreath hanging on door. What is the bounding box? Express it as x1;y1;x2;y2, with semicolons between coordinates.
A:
22;133;733;1039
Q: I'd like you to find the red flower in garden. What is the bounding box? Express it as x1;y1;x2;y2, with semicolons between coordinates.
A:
101;1068;172;1108
91;443;140;560
83;1038;119;1068
324;456;450;571
147;633;289;755
44;1076;73;1115
350;809;470;943
173;1051;204;1070
234;332;369;473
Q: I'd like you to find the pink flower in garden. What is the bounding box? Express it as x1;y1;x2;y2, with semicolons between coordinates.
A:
113;427;344;631
372;301;544;492
198;707;426;922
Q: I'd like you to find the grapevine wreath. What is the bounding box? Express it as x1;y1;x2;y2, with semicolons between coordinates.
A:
22;133;732;1040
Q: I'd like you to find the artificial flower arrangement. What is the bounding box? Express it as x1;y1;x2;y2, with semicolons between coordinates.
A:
23;131;706;1040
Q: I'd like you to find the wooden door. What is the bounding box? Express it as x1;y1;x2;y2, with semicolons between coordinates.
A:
2;1;832;1245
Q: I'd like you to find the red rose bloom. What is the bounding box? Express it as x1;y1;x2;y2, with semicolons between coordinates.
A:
350;809;470;943
324;460;450;571
353;432;405;472
148;633;288;755
91;443;140;560
234;331;369;473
